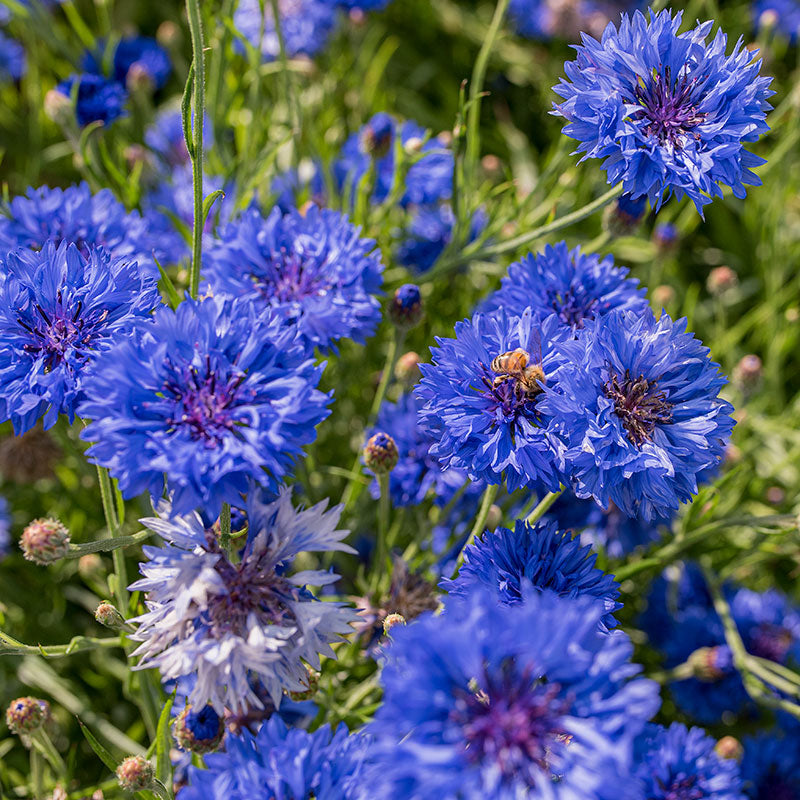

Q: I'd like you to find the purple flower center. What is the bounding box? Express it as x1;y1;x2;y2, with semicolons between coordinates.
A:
659;775;704;800
451;666;568;781
748;624;794;664
163;356;250;444
256;248;333;303
547;288;599;329
631;67;706;147
603;367;673;446
19;298;108;372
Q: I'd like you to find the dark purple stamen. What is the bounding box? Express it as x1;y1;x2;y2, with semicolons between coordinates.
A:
479;364;539;431
603;366;673;446
658;775;704;800
256;248;333;302
749;624;793;664
631;66;706;147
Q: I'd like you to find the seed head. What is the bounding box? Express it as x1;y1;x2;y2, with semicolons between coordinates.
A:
21;518;70;565
6;697;50;735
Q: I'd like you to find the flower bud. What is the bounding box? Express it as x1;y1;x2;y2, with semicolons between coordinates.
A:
603;193;646;236
6;697;50;735
156;21;180;48
21;518;70;565
653;223;679;253
481;154;502;175
383;613;406;636
44;89;73;127
733;354;762;391
78;553;103;577
688;645;733;682
173;705;224;754
116;756;156;792
394;351;422;387
404;137;423;154
95;602;127;631
126;63;154;93
651;285;675;308
706;265;737;296
485;504;503;531
389;284;424;329
360;113;393;158
288;665;320;701
715;736;743;761
364;433;398;475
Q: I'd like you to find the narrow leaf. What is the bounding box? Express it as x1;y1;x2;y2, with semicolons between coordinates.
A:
77;718;118;772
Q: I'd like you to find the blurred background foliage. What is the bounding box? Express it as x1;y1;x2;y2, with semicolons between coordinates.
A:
0;0;799;795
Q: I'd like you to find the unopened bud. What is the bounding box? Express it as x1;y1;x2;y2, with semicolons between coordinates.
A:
126;63;154;93
288;665;320;701
95;602;127;631
78;553;103;577
651;284;675;308
758;9;779;30
116;756;156;792
404;137;423;154
653;223;679;253
389;284;423;329
360;113;393;158
395;351;422;387
707;266;737;296
21;518;70;565
485;503;502;531
733;354;762;390
6;697;50;735
481;154;502;175
44;89;73;126
364;432;399;475
173;705;224;754
688;645;733;682
715;736;743;761
156;21;180;48
603;193;647;237
766;486;785;505
383;613;406;635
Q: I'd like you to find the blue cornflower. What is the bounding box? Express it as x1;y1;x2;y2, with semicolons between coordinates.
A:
0;241;159;435
442;519;622;628
365;589;659;798
632;723;745;800
553;9;774;214
203;205;384;352
0;496;10;560
481;242;647;330
334;113;454;206
79;295;331;520
145;109;213;169
545;492;669;557
509;0;643;40
234;0;338;61
416;309;567;493
754;0;800;42
396;204;487;274
271;162;327;213
181;716;367;799
369;392;471;508
741;727;800;799
541;309;735;520
55;73;128;126
84;37;171;90
131;489;357;712
0;32;25;82
0;183;175;276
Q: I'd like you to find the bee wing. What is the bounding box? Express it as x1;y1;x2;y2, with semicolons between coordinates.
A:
528;327;543;367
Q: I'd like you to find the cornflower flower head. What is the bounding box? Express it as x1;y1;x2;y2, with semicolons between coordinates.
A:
0;183;173;277
79;295;330;520
553;9;774;214
0;32;25;81
415;308;567;493
180;716;368;799
369;392;471;508
442;518;622;629
234;0;338;61
0;241;159;435
55;73;128;126
365;589;659;798
204;205;384;352
84;37;171;90
509;0;644;40
130;488;357;713
632;723;745;800
542;308;735;520
334;112;454;206
481;242;647;330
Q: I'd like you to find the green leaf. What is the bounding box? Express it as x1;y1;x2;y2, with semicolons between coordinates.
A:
155;255;182;310
155;688;177;786
77;718;118;772
202;190;226;228
182;62;196;161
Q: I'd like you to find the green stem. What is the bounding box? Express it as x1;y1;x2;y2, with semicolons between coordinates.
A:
96;466;128;613
464;0;510;190
431;184;624;278
65;529;153;558
453;483;500;574
0;629;122;658
526;488;563;525
371;473;391;593
220;502;232;556
185;0;206;298
31;747;44;800
268;0;301;157
31;728;67;776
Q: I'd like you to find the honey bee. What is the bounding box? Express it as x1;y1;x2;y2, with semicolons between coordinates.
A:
490;347;546;400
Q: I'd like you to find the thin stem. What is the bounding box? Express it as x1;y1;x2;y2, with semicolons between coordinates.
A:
452;482;499;575
431;184;624;278
65;529;153;558
185;0;206;298
220;502;232;556
371;473;391;593
31;728;67;776
464;0;510;189
96;466;128;613
526;488;563;525
0;629;122;658
268;0;301;157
